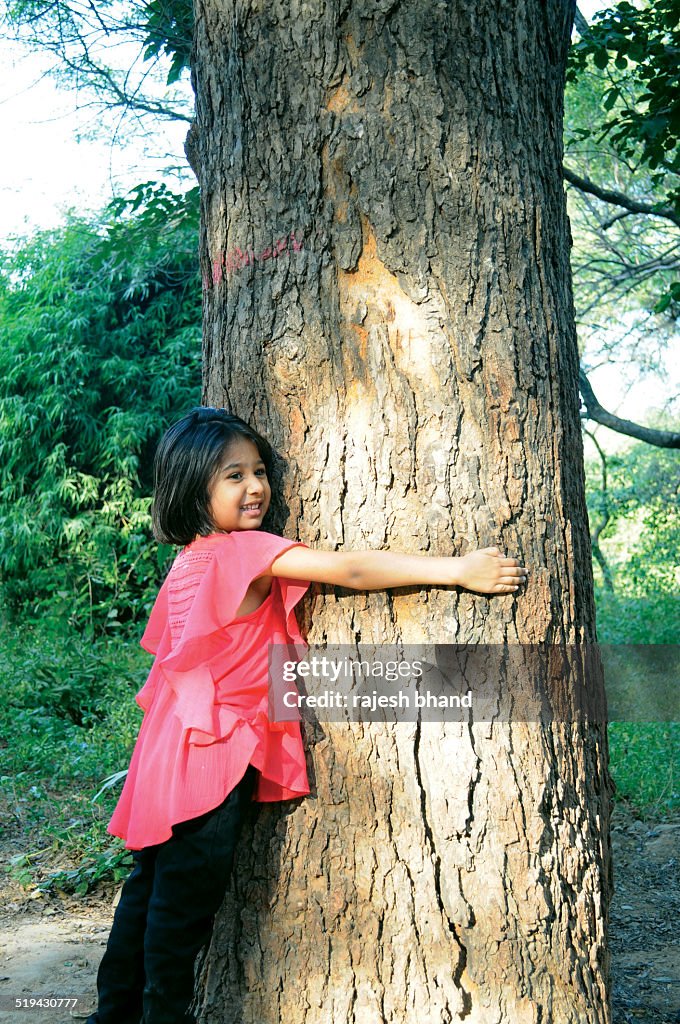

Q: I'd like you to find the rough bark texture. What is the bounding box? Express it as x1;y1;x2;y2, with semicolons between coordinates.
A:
190;1;612;1021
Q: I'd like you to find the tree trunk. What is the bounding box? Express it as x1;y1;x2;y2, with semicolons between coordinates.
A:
189;1;612;1021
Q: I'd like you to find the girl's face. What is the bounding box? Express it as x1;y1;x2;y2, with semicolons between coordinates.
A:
207;437;271;532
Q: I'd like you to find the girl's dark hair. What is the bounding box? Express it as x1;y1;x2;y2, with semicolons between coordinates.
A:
152;407;274;546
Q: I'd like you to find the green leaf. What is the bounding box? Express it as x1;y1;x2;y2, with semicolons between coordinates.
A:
603;87;620;112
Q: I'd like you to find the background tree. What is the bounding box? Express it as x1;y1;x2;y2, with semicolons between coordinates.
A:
190;2;611;1022
566;1;680;449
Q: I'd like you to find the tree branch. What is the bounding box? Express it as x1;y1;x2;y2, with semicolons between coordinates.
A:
600;210;634;230
579;369;680;448
583;427;614;591
3;2;193;127
564;166;680;228
573;6;590;37
56;47;192;122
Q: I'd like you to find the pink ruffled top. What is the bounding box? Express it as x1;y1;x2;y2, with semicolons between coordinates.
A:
107;530;310;850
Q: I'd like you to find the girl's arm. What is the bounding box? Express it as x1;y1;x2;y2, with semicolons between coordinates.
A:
267;545;527;596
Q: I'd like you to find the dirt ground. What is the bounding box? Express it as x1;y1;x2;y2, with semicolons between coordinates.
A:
0;805;678;1024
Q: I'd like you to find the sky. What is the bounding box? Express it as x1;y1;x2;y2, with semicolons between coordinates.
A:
0;36;192;240
0;3;676;452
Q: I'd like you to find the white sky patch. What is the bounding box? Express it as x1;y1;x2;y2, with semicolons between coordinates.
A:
577;0;610;22
0;36;193;241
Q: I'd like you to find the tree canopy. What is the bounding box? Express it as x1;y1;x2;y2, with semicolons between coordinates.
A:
564;1;680;448
569;0;680;195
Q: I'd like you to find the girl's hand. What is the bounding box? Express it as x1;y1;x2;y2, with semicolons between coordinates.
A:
454;547;528;594
269;543;528;595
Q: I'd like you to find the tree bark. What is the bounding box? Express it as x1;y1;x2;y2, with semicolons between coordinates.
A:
190;1;612;1021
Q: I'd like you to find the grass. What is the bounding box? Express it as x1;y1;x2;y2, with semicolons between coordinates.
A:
608;722;679;817
595;584;680;818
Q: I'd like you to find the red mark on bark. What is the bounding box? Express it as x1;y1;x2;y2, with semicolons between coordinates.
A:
205;231;304;288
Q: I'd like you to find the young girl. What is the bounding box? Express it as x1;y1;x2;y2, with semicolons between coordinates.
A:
85;406;527;1024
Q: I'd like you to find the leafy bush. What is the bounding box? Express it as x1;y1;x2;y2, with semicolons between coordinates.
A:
586;437;680;615
595;585;680;647
0;183;201;631
0;620;149;893
584;438;680;815
0;184;203;892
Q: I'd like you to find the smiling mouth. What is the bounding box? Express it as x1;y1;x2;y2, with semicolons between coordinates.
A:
240;503;263;512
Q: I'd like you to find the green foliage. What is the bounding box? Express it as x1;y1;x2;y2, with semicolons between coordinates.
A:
608;723;679;816
41;846;134;897
0;622;145;786
0;184;201;630
585;438;680;610
142;0;193;85
595;589;680;644
0;620;147;893
568;1;680;187
584;438;680;816
565;2;680;321
566;70;678;319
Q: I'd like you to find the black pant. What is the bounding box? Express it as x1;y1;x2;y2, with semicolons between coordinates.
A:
86;765;257;1024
